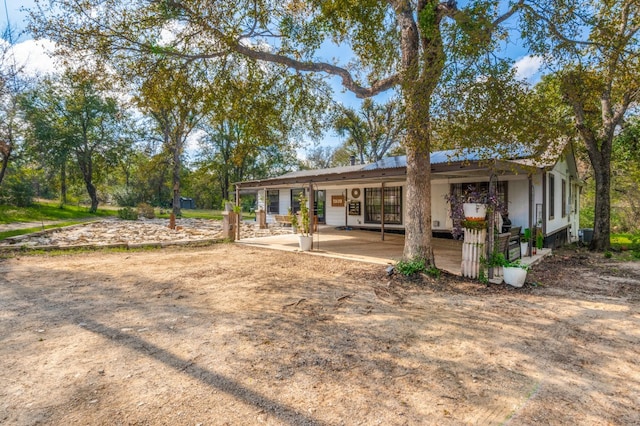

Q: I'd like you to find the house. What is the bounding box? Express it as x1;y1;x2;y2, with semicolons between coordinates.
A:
235;143;582;248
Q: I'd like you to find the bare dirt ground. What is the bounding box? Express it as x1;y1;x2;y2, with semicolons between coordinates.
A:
1;241;639;425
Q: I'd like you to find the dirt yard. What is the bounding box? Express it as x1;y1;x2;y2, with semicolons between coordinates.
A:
1;243;638;425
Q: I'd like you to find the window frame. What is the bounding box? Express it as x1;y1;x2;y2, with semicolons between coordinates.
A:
561;179;567;218
364;186;402;225
549;173;555;220
266;190;279;214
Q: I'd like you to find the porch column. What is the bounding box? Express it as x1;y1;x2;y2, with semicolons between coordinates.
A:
344;188;348;228
308;182;314;236
235;184;241;241
381;182;385;241
528;175;533;256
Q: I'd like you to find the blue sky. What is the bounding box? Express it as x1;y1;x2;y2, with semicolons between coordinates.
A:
3;0;543;152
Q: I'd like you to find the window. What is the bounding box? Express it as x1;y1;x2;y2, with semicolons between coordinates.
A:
267;190;279;214
549;174;555;220
364;186;402;224
291;188;304;213
561;179;567;218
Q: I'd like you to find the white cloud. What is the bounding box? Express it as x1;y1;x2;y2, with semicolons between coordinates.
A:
8;38;59;77
513;55;543;81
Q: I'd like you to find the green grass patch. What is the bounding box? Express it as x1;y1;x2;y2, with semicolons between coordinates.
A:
157;209;254;221
0;221;87;241
0;200;115;224
610;232;640;261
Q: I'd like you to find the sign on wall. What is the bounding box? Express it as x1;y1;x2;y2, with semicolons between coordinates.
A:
331;195;345;207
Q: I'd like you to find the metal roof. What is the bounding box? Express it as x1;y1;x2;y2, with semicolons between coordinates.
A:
235;144;566;189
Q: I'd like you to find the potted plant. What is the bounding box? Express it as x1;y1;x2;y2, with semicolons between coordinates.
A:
503;259;529;287
485;250;507;282
536;228;544;250
289;207;298;234
297;193;313;251
521;228;531;257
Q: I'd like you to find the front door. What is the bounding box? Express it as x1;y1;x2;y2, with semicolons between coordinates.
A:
314;190;326;224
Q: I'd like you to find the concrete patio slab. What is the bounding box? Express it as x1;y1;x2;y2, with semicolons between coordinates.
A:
238;225;552;277
238;226;464;274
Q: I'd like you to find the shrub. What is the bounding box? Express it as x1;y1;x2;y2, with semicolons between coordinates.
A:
0;174;34;207
117;207;138;220
112;186;140;207
137;203;155;219
395;257;428;276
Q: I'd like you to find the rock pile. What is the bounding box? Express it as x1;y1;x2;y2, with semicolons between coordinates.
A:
0;218;293;250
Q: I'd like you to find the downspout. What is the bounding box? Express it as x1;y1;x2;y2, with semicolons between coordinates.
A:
528;175;534;256
308;183;315;252
381;182;385;241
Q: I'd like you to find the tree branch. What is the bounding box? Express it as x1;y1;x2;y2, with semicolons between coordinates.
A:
231;42;400;98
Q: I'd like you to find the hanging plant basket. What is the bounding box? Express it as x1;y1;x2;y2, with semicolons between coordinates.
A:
463;203;487;221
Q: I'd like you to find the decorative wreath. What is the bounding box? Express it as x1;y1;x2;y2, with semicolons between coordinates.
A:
351;188;361;198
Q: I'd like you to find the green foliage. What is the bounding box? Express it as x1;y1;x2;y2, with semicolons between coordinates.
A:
536;229;544;249
486;251;507;268
460;219;487;231
425;265;441;279
504;259;529;271
417;1;437;39
117;207;138;220
395;258;425;276
112;187;141;207
137;203;155;219
332;97;405;164
20;70;127;212
297;193;310;236
0;172;34;207
394;257;436;277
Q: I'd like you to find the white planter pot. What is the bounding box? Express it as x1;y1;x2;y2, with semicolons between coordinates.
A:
503;266;527;288
463;203;487;221
298;235;313;251
520;242;529;257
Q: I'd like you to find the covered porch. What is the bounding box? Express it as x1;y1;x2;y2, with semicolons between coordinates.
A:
237;225;550;276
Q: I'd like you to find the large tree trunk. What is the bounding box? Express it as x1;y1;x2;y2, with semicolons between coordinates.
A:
86;180;99;213
76;151;99;213
590;157;611;251
60;162;67;205
171;139;182;217
0;142;11;187
404;143;434;263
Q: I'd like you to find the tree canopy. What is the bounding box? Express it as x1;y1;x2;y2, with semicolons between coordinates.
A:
519;0;640;250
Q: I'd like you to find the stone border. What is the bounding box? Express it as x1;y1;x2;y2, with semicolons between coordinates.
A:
0;238;224;253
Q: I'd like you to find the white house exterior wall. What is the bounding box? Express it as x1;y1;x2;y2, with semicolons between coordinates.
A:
325;188;347;227
430;182;451;231
506;178;530;230
546;158;573;236
257;161;578;240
